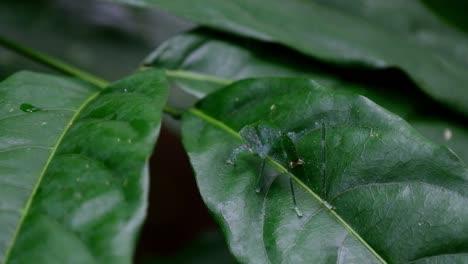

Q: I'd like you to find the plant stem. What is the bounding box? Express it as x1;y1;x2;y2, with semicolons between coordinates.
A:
0;34;184;117
0;35;108;89
163;105;184;119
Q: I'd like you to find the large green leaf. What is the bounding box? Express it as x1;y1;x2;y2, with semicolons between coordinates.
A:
147;29;468;163
145;29;418;118
182;77;468;263
0;70;168;264
116;0;468;117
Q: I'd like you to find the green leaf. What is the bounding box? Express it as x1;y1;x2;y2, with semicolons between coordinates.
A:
181;77;468;263
146;29;417;119
118;0;468;117
0;70;168;264
149;29;468;164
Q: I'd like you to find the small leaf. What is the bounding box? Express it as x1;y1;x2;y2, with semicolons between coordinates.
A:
0;70;168;264
182;77;468;263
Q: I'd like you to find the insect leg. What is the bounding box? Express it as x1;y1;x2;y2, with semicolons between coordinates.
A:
321;121;327;199
289;178;303;217
226;144;251;165
255;159;266;193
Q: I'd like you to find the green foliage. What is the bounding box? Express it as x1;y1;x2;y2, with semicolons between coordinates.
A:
182;78;467;263
117;0;468;116
0;70;168;264
1;1;468;263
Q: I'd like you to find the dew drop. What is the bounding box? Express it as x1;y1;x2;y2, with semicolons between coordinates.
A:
270;104;276;111
8;108;14;113
85;163;90;169
41;121;47;126
323;201;334;210
127;138;132;143
20;103;41;113
123;88;128;93
234;97;240;102
76;177;81;182
116;138;121;142
444;128;452;141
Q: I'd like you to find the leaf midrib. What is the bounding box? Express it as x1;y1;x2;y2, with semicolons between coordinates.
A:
187;107;388;264
2;90;101;264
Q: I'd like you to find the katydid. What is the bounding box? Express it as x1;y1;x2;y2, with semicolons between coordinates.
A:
226;122;310;217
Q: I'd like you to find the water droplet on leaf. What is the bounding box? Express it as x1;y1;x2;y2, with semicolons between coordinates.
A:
444;128;452;141
20;103;41;113
323;201;334;210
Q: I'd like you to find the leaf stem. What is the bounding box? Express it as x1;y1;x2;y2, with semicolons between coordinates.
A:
165;69;232;85
163;105;184;119
0;35;108;89
0;34;185;118
140;66;232;85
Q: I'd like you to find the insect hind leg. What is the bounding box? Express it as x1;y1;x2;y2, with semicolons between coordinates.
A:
289;178;303;217
255;159;266;193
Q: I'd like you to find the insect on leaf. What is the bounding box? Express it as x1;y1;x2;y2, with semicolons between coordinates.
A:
182;77;468;264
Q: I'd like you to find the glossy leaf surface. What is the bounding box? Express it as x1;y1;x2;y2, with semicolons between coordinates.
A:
148;30;468;163
0;70;168;264
119;0;468;116
146;29;417;118
182;78;468;263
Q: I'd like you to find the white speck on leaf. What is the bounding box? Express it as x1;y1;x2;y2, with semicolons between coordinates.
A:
444;128;452;141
